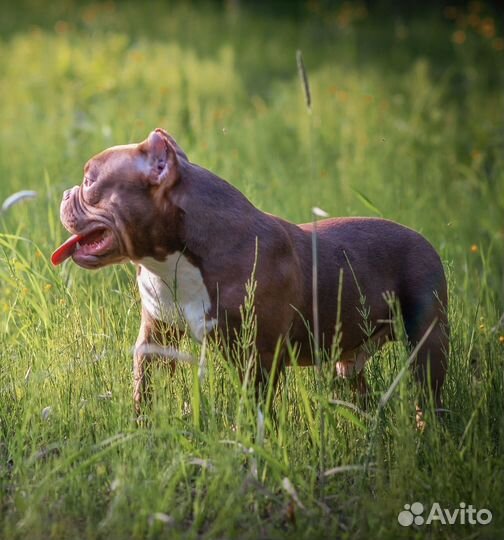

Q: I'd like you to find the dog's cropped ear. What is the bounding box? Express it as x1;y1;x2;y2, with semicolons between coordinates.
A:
153;128;189;161
139;129;179;187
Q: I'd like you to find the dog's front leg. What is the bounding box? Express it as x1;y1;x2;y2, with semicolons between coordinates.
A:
133;308;182;416
253;351;285;405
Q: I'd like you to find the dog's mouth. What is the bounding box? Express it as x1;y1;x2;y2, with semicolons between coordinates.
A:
51;227;116;267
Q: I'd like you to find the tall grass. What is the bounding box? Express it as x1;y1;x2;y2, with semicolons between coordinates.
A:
1;2;504;539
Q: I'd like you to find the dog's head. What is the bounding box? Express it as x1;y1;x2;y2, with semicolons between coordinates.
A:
53;129;186;269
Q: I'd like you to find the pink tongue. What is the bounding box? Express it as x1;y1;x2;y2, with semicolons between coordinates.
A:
51;234;83;266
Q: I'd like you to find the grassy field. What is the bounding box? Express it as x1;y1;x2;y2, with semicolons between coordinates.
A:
1;1;504;539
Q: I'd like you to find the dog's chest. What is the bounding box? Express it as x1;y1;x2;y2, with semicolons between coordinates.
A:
137;253;215;341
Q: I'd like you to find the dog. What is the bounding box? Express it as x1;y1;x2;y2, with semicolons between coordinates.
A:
53;128;449;417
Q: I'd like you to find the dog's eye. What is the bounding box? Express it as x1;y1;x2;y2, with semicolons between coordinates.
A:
83;176;95;188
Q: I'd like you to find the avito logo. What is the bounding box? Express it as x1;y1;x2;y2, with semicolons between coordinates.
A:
398;502;492;527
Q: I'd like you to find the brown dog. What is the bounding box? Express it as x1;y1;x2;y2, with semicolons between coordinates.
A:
53;129;448;415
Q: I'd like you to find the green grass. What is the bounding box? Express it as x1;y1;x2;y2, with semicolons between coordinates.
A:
1;1;504;538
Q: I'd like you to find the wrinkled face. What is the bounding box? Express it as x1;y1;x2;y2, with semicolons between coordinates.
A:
53;129;179;269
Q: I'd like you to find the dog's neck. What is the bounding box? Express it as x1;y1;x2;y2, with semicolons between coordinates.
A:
170;162;260;259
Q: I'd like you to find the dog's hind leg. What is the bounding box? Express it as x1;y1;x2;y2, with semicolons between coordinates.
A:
335;350;370;405
402;295;449;419
335;325;391;407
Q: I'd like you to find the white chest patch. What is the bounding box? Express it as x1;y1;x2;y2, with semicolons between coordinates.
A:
137;253;216;342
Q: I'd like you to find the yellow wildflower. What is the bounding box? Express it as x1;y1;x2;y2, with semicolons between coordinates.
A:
452;30;466;45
